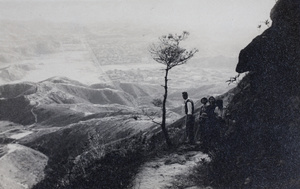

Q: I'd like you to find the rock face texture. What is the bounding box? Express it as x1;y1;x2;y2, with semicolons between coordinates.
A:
209;0;300;188
236;0;300;95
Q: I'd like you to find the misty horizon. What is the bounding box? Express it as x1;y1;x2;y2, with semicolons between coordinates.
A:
0;0;276;57
0;0;277;86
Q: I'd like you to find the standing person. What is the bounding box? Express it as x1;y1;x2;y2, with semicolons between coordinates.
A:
206;96;218;148
206;96;216;119
182;92;195;145
197;97;208;142
200;97;209;117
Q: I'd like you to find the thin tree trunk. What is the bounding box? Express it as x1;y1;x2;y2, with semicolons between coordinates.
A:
161;68;172;147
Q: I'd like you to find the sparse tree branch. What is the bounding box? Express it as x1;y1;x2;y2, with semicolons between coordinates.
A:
148;31;198;147
142;108;161;126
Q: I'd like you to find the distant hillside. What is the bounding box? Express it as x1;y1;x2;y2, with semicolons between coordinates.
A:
0;76;169;188
0;77;139;126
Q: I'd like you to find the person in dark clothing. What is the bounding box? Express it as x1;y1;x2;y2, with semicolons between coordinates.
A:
199;97;208;117
206;96;216;119
182;92;195;145
205;96;219;148
198;97;208;142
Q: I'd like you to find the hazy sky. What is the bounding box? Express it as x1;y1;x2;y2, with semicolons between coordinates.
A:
0;0;277;57
0;0;276;26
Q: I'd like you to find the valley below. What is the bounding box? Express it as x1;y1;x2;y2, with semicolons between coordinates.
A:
0;62;234;188
0;20;237;189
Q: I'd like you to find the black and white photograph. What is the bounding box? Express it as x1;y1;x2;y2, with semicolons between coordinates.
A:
0;0;299;188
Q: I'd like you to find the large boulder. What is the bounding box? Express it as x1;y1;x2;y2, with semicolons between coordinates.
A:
236;0;300;94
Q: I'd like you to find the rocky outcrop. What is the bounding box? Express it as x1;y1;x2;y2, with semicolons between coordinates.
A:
236;0;300;95
237;0;300;74
208;0;300;188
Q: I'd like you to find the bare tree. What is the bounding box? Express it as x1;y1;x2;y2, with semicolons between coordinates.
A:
149;31;198;146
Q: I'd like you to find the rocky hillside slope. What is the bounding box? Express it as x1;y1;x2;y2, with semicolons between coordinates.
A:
0;75;185;189
0;77;141;125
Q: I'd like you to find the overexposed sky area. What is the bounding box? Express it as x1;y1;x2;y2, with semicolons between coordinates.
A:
0;0;277;56
0;0;276;26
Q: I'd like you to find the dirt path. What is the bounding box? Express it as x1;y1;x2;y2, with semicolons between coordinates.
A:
30;101;40;123
132;146;210;189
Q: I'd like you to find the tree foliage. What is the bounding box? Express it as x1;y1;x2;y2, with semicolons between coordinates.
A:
149;31;198;71
149;31;198;146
